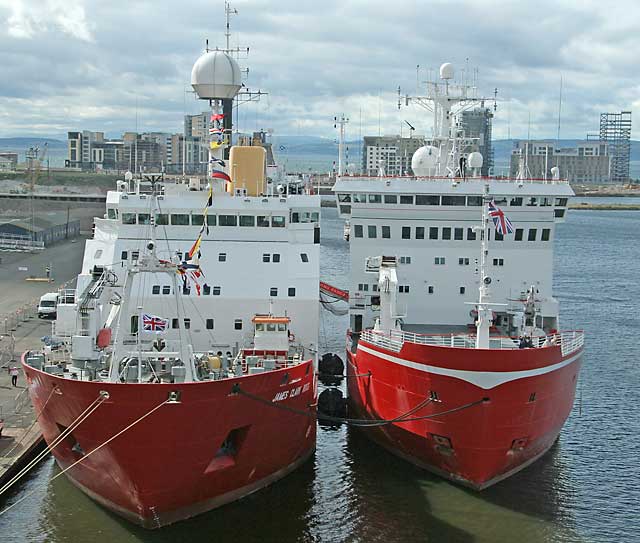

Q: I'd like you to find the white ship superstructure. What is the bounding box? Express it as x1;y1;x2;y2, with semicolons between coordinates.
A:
59;176;320;356
335;63;573;337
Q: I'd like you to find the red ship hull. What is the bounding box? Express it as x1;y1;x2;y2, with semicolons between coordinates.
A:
346;335;583;489
22;357;316;528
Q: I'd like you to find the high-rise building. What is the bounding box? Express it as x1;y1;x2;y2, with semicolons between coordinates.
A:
361;135;425;176
509;140;610;183
459;107;494;176
599;111;631;183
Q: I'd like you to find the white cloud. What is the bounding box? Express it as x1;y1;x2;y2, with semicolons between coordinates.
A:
0;0;639;139
1;0;93;41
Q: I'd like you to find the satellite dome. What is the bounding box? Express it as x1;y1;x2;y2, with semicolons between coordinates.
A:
440;63;454;80
191;50;241;100
468;152;483;169
411;145;439;176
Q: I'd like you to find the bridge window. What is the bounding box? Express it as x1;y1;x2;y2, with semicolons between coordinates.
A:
273;254;281;263
121;251;128;261
442;195;466;206
288;287;296;297
467;196;482;206
526;197;538;207
435;257;445;265
528;228;537;241
152;285;160;295
239;215;254;227
353;193;366;203
272;216;286;228
554;209;566;218
257;215;269;227
206;319;214;330
122;213;136;225
510;197;523;206
300;253;309;263
368;194;382;203
416;195;440;205
541;228;551;241
454;228;464;240
402;227;411;239
429;227;438;240
219;215;238;226
138;213;151;225
171;214;189;225
458;258;469;265
107;208;117;219
541;197;553;207
338;193;351;202
442;227;451;240
382;226;391;238
400;195;414;204
354;225;363;238
555;197;568;206
192;214;205;226
416;227;424;239
459;286;466;294
155;213;168;225
384;195;397;204
467;228;476;241
270;287;278;296
494;231;504;241
368;225;377;238
162;286;171;295
172;318;179;329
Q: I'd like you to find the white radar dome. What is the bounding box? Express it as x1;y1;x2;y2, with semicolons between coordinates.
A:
468;152;484;169
440;63;454;80
191;50;242;100
411;145;439;176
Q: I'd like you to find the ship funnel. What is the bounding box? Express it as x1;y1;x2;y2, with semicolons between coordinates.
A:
191;50;242;100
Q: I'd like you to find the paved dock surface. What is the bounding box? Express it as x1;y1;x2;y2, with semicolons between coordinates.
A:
0;239;86;496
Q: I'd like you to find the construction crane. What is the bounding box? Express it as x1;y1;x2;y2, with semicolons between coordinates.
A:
24;143;48;245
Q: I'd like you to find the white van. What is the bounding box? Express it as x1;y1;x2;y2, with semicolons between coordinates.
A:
37;292;58;318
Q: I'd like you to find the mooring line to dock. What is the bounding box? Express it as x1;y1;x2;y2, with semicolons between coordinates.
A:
232;383;488;427
0;396;168;519
0;391;107;498
0;386;58;462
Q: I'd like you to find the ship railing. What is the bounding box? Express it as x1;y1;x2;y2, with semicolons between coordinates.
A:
361;329;585;356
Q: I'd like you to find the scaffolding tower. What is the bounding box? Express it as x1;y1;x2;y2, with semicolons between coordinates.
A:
600;111;631;183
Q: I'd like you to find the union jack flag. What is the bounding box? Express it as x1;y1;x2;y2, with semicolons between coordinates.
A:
488;200;514;235
142;313;168;333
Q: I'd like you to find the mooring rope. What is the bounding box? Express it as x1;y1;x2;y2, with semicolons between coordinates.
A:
0;391;108;498
0;396;168;519
231;383;488;427
317;371;372;379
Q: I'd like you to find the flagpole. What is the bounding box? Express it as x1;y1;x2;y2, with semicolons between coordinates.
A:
476;182;491;349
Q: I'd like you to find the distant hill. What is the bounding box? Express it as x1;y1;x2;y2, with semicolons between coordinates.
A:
0;137;66;151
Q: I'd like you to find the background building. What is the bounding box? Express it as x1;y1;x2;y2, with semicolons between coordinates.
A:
459;107;494;176
0;212;81;246
509;140;610;183
0;152;18;171
599;111;631;183
361;135;425;176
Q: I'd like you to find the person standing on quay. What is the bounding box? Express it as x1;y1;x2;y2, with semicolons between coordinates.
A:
9;365;19;387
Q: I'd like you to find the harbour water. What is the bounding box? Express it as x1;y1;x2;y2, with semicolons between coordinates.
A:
0;202;638;542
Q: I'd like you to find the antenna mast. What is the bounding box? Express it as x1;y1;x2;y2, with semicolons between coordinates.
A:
334;115;349;177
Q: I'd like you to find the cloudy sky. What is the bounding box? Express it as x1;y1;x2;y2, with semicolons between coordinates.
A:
0;0;638;141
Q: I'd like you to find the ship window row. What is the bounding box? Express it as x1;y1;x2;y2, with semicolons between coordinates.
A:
290;211;320;223
341;194;565;207
150;284;296;297
263;253;281;263
354;225;551;242
120;213;287;228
